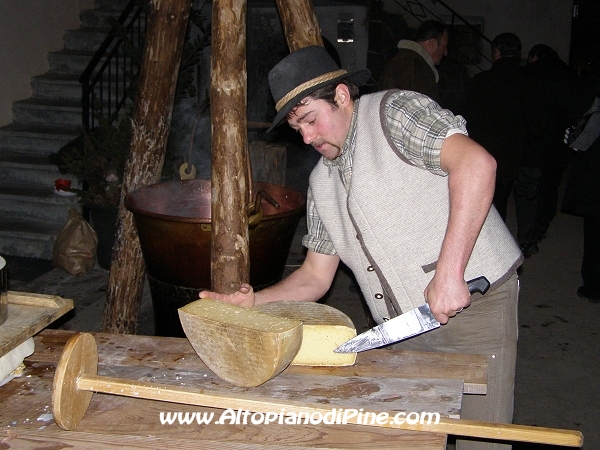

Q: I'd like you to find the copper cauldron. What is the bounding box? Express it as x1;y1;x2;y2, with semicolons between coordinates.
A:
125;179;306;336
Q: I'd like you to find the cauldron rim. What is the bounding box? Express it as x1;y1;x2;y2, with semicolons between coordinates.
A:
125;179;306;223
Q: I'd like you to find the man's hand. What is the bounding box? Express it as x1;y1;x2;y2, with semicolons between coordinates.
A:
197;251;339;309
424;275;471;324
199;283;255;308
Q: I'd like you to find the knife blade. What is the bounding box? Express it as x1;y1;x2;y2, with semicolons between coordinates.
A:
334;276;490;353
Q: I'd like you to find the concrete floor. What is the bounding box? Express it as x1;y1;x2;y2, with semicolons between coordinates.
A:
7;145;598;449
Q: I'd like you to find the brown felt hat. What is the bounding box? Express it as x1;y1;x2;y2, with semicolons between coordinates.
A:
267;46;371;132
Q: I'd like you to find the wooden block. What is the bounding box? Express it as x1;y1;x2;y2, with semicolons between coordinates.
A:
249;141;286;186
0;292;73;358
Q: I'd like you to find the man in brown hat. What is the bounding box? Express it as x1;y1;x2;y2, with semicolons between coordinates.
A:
201;46;522;450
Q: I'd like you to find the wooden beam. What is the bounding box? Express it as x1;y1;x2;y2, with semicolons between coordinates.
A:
102;0;192;334
210;0;250;293
275;0;323;51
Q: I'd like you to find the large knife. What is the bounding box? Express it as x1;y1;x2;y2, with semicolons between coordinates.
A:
334;276;490;353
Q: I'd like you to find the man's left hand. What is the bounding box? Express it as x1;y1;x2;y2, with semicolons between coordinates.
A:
424;275;471;324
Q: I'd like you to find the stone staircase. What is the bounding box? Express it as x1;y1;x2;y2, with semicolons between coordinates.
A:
0;0;129;259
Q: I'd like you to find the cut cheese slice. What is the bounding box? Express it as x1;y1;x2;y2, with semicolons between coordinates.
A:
178;299;302;387
254;302;357;366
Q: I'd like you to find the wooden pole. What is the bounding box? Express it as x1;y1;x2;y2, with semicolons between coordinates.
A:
210;0;249;293
102;0;192;334
275;0;323;51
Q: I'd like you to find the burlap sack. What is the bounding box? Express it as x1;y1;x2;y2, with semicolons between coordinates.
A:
53;208;98;275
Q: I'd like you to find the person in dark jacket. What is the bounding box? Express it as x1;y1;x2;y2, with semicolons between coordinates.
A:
460;33;544;228
378;20;448;103
516;44;580;257
561;56;600;303
524;45;581;250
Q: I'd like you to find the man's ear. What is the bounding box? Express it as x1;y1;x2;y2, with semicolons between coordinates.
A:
335;84;351;107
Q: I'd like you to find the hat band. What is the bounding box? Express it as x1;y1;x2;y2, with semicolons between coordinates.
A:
275;69;347;112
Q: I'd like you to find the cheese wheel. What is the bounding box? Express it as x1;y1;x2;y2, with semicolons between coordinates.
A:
254;302;357;366
178;299;302;387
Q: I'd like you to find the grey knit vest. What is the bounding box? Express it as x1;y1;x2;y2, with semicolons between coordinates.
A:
309;91;522;323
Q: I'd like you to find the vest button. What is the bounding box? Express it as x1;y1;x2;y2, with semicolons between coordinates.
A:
374;293;383;299
383;317;390;321
367;265;374;272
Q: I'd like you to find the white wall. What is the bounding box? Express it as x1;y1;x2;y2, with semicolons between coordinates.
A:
0;0;574;127
383;0;573;68
0;0;93;126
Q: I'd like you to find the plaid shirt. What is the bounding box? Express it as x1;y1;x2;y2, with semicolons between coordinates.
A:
302;91;466;255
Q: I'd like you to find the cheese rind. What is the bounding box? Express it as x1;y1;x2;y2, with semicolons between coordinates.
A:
254;302;357;366
178;299;302;387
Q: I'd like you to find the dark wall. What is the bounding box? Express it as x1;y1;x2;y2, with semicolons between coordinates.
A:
164;1;368;183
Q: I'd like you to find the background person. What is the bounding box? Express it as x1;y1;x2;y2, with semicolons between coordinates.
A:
524;44;580;251
378;19;448;102
460;33;544;238
561;55;600;303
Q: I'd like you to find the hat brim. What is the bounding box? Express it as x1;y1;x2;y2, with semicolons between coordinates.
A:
266;68;371;133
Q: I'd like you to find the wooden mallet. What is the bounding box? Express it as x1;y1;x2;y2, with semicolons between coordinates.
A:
52;332;583;447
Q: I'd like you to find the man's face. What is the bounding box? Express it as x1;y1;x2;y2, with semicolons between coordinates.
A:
286;86;353;160
428;31;449;65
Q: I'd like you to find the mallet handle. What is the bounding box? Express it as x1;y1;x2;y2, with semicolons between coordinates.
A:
77;374;582;447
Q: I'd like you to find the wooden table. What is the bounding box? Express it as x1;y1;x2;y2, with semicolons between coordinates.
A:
0;329;488;450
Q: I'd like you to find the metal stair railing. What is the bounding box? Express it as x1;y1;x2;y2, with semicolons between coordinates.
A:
388;0;492;71
79;0;148;131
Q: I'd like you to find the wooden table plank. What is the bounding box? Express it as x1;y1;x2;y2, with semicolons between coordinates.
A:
31;329;487;394
38;330;463;418
94;365;463;418
1;429;446;450
0;329;466;450
293;351;488;395
0;332;456;450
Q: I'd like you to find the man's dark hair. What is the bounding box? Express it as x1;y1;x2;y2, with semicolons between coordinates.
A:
414;20;447;43
491;33;522;58
310;80;360;104
528;43;558;61
288;80;360;119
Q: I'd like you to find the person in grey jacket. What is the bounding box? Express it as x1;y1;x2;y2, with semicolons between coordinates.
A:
378;20;448;103
201;46;522;450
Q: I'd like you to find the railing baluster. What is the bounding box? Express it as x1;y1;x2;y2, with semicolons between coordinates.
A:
80;0;147;131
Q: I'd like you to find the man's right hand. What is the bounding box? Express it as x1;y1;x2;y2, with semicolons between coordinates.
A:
199;283;255;308
198;251;340;309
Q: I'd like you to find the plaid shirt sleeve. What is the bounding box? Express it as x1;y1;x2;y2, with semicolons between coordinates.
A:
301;186;337;255
384;91;468;175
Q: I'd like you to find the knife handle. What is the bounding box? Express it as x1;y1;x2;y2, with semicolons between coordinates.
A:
467;276;490;295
